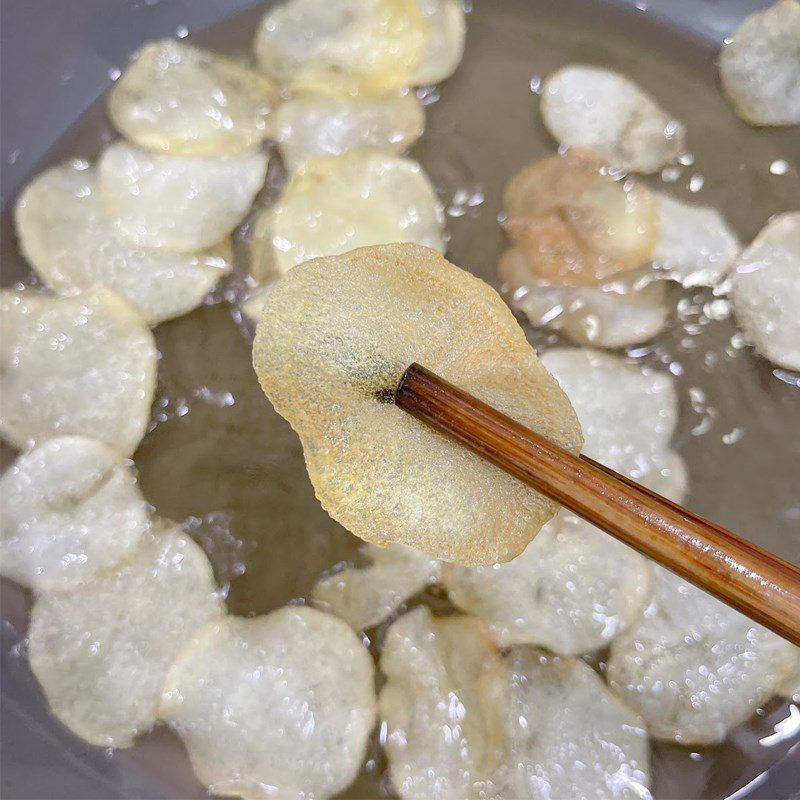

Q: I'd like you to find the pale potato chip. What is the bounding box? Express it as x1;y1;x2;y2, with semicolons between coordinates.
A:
503;151;658;286
652;192;740;287
260;150;445;276
729;212;800;371
541;65;685;173
28;524;224;748
379;607;499;800
313;542;440;630
253;0;427;95
253;243;582;565
607;566;797;745
483;649;651;800
109;39;278;155
414;0;467;84
499;248;668;348
14;161;232;325
98;142;268;252
443;512;652;655
269;89;425;172
719;0;800;126
0;436;149;591
159;607;376;800
540;347;687;501
0;287;157;457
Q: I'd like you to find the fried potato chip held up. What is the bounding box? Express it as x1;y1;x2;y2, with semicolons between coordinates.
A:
253;243;582;565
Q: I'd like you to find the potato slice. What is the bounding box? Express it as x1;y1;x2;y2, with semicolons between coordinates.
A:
607;566;797;745
98;142;268;252
253;0;427;95
379;607;499;800
0;287;157;456
313;543;440;630
109;39;278;155
269;89;425;172
28;524;224;748
260;150;445;276
541;65;685;173
0;436;149;592
653;192;740;287
159;608;376;800
729;212;800;371
483;649;651;799
503;151;658;286
14;161;232;325
253;243;582;565
498;248;668;348
414;0;467;84
719;0;800;126
443;512;652;655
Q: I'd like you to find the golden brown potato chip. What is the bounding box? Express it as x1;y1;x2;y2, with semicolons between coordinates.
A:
253;243;582;566
503;151;657;287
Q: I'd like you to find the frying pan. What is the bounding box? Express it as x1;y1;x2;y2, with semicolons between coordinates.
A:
1;1;798;798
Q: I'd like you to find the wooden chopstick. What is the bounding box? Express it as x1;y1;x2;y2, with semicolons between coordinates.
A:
395;363;800;646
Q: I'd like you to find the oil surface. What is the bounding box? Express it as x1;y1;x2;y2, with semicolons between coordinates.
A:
1;1;798;798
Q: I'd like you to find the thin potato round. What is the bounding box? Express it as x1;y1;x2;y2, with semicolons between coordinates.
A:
269;89;425;172
414;0;467;85
28;525;224;748
498;248;668;347
14;161;232;324
541;65;685;173
313;543;440;631
503;151;658;286
253;0;427;95
159;608;376;800
379;607;499;800
484;649;651;799
98;142;268;252
729;212;800;371
444;512;652;655
607;566;798;745
0;287;157;457
253;243;582;565
719;0;800;126
261;150;445;276
109;39;278;155
0;436;149;591
653;192;740;287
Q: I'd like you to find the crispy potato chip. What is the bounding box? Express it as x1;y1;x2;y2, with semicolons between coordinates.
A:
653;192;740;287
253;0;427;95
379;607;499;800
540;347;686;501
269;89;425;172
253;243;582;565
159;607;376;800
719;0;800;126
607;566;797;745
443;512;652;655
0;287;157;456
483;649;651;799
0;436;149;591
98;142;268;252
729;212;800;371
541;65;685;173
503;151;658;286
109;39;278;155
14;161;232;324
414;0;467;84
313;543;440;630
28;524;224;748
498;248;668;348
259;150;445;276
